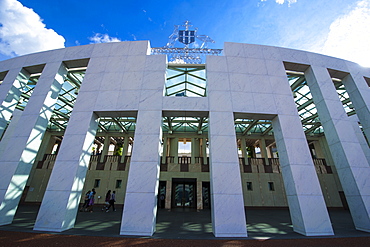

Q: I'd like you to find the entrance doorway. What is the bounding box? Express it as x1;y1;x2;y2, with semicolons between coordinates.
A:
202;182;211;209
172;178;196;208
158;181;166;209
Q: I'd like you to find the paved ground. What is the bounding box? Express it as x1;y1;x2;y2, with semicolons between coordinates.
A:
0;204;369;246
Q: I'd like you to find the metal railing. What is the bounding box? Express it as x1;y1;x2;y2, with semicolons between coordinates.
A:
35;154;332;174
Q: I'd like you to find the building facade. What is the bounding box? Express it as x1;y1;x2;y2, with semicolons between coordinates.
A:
0;41;369;237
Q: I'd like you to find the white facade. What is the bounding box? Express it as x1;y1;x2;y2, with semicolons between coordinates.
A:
0;41;369;237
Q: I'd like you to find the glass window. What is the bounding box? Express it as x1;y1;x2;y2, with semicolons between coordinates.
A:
94;179;100;188
268;182;275;191
246;182;253;191
116;180;122;189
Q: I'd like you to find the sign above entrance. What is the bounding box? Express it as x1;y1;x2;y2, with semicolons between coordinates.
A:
166;20;214;49
151;21;222;64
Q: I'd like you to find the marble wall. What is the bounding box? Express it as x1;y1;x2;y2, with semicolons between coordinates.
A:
0;40;369;236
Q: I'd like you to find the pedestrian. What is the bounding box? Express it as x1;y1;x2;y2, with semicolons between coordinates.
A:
102;190;111;211
159;194;165;209
106;191;116;212
86;188;96;212
80;190;90;212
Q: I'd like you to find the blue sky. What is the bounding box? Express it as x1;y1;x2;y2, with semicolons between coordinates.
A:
1;0;370;67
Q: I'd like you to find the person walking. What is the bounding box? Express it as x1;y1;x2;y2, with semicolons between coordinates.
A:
80;190;90;212
86;188;96;212
102;190;111;211
106;191;116;212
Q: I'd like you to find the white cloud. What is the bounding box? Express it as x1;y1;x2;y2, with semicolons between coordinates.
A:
88;33;121;43
260;0;297;5
0;0;65;57
322;0;370;67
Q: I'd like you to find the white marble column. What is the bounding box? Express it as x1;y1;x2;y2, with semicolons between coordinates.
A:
0;62;67;225
305;66;370;232
0;68;30;139
120;53;165;236
0;109;22;159
208;111;248;237
120;110;162;236
342;71;370;145
272;114;334;236
207;54;247;237
34;111;99;232
349;115;370;166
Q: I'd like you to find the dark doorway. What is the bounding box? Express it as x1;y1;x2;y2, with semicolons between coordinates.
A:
202;182;211;209
172;178;196;208
158;181;166;209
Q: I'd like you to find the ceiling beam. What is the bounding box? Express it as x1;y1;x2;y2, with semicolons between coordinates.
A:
242;119;259;135
112;117;128;134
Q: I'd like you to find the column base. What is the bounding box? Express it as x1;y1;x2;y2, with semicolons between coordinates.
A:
214;232;248;238
294;229;334;236
120;230;154;236
33;226;71;232
0;221;12;226
355;227;370;233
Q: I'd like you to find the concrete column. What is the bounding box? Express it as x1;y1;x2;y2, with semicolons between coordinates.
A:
194;138;201;158
342;72;370;145
305;66;370;232
170;137;178;163
120;110;162;236
240;137;247;159
272;114;333;236
208;111;247;237
197;180;203;210
0;68;30;139
166;137;170;156
165;180;171;210
161;136;168;164
120;135;130;163
191;137;196;163
45;135;59;155
34;132;53;161
249;146;256;158
201;138;207;165
312;141;325;159
259;138;269;165
266;145;273;158
100;135;110;162
241;138;249;165
34;111;99;232
0;62;67;225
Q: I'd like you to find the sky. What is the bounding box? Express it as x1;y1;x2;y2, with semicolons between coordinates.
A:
0;0;369;67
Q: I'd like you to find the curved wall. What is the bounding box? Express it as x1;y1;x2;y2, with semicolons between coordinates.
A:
0;41;369;237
